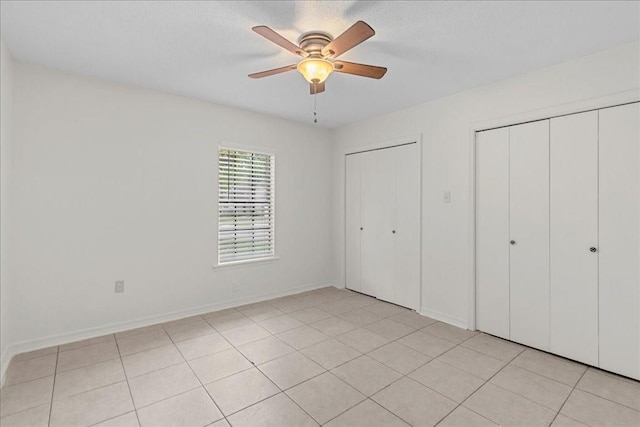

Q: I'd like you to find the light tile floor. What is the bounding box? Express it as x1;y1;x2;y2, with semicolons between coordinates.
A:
1;286;639;426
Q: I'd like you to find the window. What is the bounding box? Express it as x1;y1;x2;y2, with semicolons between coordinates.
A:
218;147;275;264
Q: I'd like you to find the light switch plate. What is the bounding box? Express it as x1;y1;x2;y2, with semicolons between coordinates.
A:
115;280;124;293
443;191;452;203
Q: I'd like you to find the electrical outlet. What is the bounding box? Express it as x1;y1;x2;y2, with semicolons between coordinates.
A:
443;191;452;204
115;280;124;293
232;283;239;293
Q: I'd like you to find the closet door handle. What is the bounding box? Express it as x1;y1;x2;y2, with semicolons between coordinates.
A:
510;240;516;245
590;247;597;253
360;227;363;231
392;230;396;234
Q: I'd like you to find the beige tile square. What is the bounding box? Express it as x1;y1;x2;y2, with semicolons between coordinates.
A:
276;326;330;350
188;348;252;384
398;330;456;357
268;296;310;314
128;363;200;408
163;318;216;342
338;309;384;326
240;305;284;322
561;388;640;426
461;333;524;362
121;344;184;378
49;381;134;427
137;388;223;426
54;358;126;400
236;336;295;365
235;301;271;312
289;307;333;324
259;315;304;334
208;419;231;427
363;302;409;317
94;411;140;427
364;319;415;340
490;365;572;411
286;372;365;424
202;307;239;319
205;312;254;332
220;323;270;346
368;342;431;374
464;383;555;427
323;399;408;427
331;356;402;396
301;339;361;369
551;414;589;427
336;328;390;353
11;346;58;363
175;332;232;361
437;346;506;380
372;377;457;427
0;376;54;417
438;406;498;427
4;354;57;386
116;329;173;357
511;349;587;386
311;317;357;336
422;322;476;344
0;404;50;427
59;334;115;352
161;315;203;328
576;368;640;410
259;352;324;389
56;340;120;373
205;368;279;416
409;359;484;403
227;393;318;427
388;312;437;329
318;299;357;315
115;324;164;340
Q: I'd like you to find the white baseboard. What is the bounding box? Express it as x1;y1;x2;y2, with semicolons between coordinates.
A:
420;308;469;330
0;280;336;383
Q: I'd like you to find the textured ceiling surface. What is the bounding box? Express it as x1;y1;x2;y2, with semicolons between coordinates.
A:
1;1;638;128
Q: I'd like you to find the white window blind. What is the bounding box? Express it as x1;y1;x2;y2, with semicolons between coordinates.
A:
218;148;275;264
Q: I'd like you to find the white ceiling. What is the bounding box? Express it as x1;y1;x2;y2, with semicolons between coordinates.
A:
1;1;638;128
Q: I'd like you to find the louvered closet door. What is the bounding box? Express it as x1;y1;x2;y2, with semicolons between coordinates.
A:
345;154;362;292
360;149;395;299
393;143;421;310
550;111;599;366
509;120;550;350
599;102;640;379
476;127;510;340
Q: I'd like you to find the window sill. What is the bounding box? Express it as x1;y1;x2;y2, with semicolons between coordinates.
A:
213;256;280;270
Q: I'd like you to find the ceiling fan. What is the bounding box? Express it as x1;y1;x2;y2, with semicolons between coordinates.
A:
249;21;387;94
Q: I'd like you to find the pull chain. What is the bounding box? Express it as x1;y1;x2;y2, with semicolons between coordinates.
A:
313;83;318;124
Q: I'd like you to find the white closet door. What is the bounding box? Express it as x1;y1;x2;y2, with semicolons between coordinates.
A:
360;149;395;299
550;111;599;366
476;127;510;340
394;143;421;310
345;154;362;292
599;102;640;379
510;120;550;350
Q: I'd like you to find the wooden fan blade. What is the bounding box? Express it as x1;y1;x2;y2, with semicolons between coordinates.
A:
333;61;387;79
322;21;375;58
252;26;308;57
248;64;297;79
310;82;325;94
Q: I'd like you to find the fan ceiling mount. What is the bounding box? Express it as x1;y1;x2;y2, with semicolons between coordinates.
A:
249;21;387;95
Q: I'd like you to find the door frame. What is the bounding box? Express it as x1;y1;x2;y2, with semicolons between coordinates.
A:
468;90;639;331
344;134;423;312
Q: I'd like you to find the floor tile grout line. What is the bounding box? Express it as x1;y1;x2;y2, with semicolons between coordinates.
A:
549;367;589;426
114;335;142;427
432;344;528;427
46;345;59;427
161;323;230;426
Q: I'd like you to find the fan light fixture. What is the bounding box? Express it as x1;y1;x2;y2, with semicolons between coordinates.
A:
296;58;334;84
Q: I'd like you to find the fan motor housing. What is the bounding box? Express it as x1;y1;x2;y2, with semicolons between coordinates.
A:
298;32;332;55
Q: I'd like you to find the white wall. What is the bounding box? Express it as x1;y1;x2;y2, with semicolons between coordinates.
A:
7;62;334;354
1;39;15;373
332;41;640;327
